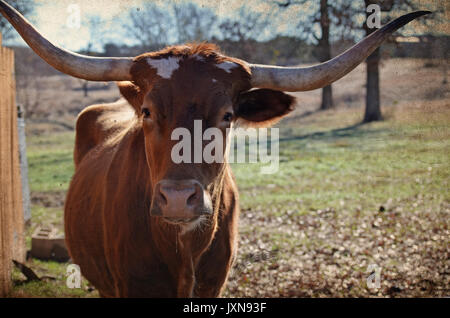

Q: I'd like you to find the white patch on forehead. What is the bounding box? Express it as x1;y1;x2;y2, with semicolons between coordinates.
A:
217;61;237;73
146;57;180;79
212;78;217;83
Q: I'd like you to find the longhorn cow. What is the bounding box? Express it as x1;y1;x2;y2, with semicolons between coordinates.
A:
0;0;429;297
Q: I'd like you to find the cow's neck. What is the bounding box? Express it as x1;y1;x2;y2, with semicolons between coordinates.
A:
121;126;230;297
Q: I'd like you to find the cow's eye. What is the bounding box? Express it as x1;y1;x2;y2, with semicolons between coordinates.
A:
142;108;151;118
223;112;233;122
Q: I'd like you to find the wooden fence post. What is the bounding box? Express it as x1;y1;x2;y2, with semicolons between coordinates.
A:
0;33;25;297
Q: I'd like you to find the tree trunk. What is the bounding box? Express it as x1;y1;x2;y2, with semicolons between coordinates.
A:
364;47;382;122
82;82;88;97
321;85;333;110
363;0;384;122
319;0;333;110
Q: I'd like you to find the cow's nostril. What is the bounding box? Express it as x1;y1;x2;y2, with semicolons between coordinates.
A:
187;191;197;206
159;191;168;206
156;184;170;207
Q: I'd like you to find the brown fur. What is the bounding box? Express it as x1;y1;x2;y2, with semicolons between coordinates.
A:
64;43;295;297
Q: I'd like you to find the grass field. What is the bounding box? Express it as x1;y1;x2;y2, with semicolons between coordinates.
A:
9;59;449;297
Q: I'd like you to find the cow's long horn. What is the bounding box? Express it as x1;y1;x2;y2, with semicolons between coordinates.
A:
0;0;133;81
249;11;431;92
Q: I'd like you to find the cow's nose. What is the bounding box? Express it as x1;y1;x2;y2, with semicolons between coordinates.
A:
152;179;211;218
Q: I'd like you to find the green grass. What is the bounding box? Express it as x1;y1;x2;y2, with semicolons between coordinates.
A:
9;105;449;297
232;117;449;216
11;259;98;298
27;132;75;192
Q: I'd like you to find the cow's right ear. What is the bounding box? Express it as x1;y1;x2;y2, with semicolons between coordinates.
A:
117;81;144;112
234;89;295;127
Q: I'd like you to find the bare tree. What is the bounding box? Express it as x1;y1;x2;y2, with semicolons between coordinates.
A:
363;0;393;122
275;0;355;110
2;1;39;116
317;0;333;110
0;0;34;40
124;3;173;51
172;2;216;43
219;5;271;61
361;0;433;122
16;72;42;118
77;15;106;97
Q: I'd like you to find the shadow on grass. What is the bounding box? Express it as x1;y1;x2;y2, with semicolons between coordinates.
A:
279;122;384;144
284;109;319;122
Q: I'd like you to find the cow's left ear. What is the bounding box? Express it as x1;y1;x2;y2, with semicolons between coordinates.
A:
117;81;144;113
235;89;296;127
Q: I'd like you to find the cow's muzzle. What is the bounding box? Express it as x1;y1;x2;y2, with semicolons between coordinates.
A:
150;179;212;220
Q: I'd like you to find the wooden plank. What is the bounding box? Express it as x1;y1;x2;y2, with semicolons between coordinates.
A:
10;47;25;263
0;35;24;296
0;44;13;297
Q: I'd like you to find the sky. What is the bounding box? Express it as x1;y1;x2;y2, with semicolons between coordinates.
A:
4;0;446;52
7;0;299;51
